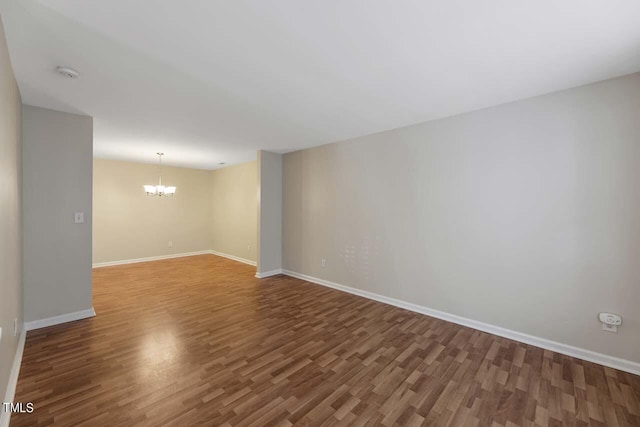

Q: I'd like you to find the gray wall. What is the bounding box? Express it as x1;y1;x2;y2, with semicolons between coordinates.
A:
257;151;282;274
283;73;640;363
22;105;93;322
0;15;23;409
210;161;258;262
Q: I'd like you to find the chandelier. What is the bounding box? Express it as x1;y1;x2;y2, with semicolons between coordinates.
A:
144;153;176;196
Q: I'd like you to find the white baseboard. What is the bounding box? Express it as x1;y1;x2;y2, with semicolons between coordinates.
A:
282;270;640;376
255;269;283;279
92;250;212;268
0;328;26;427
93;250;257;268
209;250;257;267
24;307;96;332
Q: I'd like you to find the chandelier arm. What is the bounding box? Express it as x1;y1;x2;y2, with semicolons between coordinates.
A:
144;152;175;196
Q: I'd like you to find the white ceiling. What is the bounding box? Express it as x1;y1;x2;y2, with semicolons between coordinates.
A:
1;0;640;169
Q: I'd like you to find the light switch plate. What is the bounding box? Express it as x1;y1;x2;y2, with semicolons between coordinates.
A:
74;212;84;223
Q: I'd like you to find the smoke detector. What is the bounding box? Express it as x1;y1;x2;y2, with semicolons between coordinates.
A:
56;66;80;78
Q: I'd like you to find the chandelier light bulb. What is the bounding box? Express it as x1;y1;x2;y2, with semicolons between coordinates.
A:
144;153;176;196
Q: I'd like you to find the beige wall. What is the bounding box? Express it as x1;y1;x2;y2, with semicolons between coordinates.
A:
94;159;259;265
22;105;93;323
93;159;212;263
283;73;640;363
257;151;282;274
210;161;257;263
0;15;22;411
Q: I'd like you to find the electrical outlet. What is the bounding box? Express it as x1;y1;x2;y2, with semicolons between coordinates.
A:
602;323;617;333
321;258;326;268
168;241;173;248
74;212;84;223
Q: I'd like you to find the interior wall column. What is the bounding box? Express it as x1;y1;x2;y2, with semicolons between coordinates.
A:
256;150;282;277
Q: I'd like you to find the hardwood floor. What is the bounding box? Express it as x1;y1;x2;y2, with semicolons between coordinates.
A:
10;255;640;426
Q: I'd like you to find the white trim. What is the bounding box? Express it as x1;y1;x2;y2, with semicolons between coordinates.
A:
93;250;257;268
255;269;283;279
24;308;96;332
209;250;257;267
0;328;26;427
282;270;640;376
92;250;212;268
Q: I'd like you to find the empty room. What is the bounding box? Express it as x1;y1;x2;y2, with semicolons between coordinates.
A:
1;1;639;426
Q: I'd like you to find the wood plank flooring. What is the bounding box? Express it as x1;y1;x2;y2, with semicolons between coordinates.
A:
10;255;640;426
